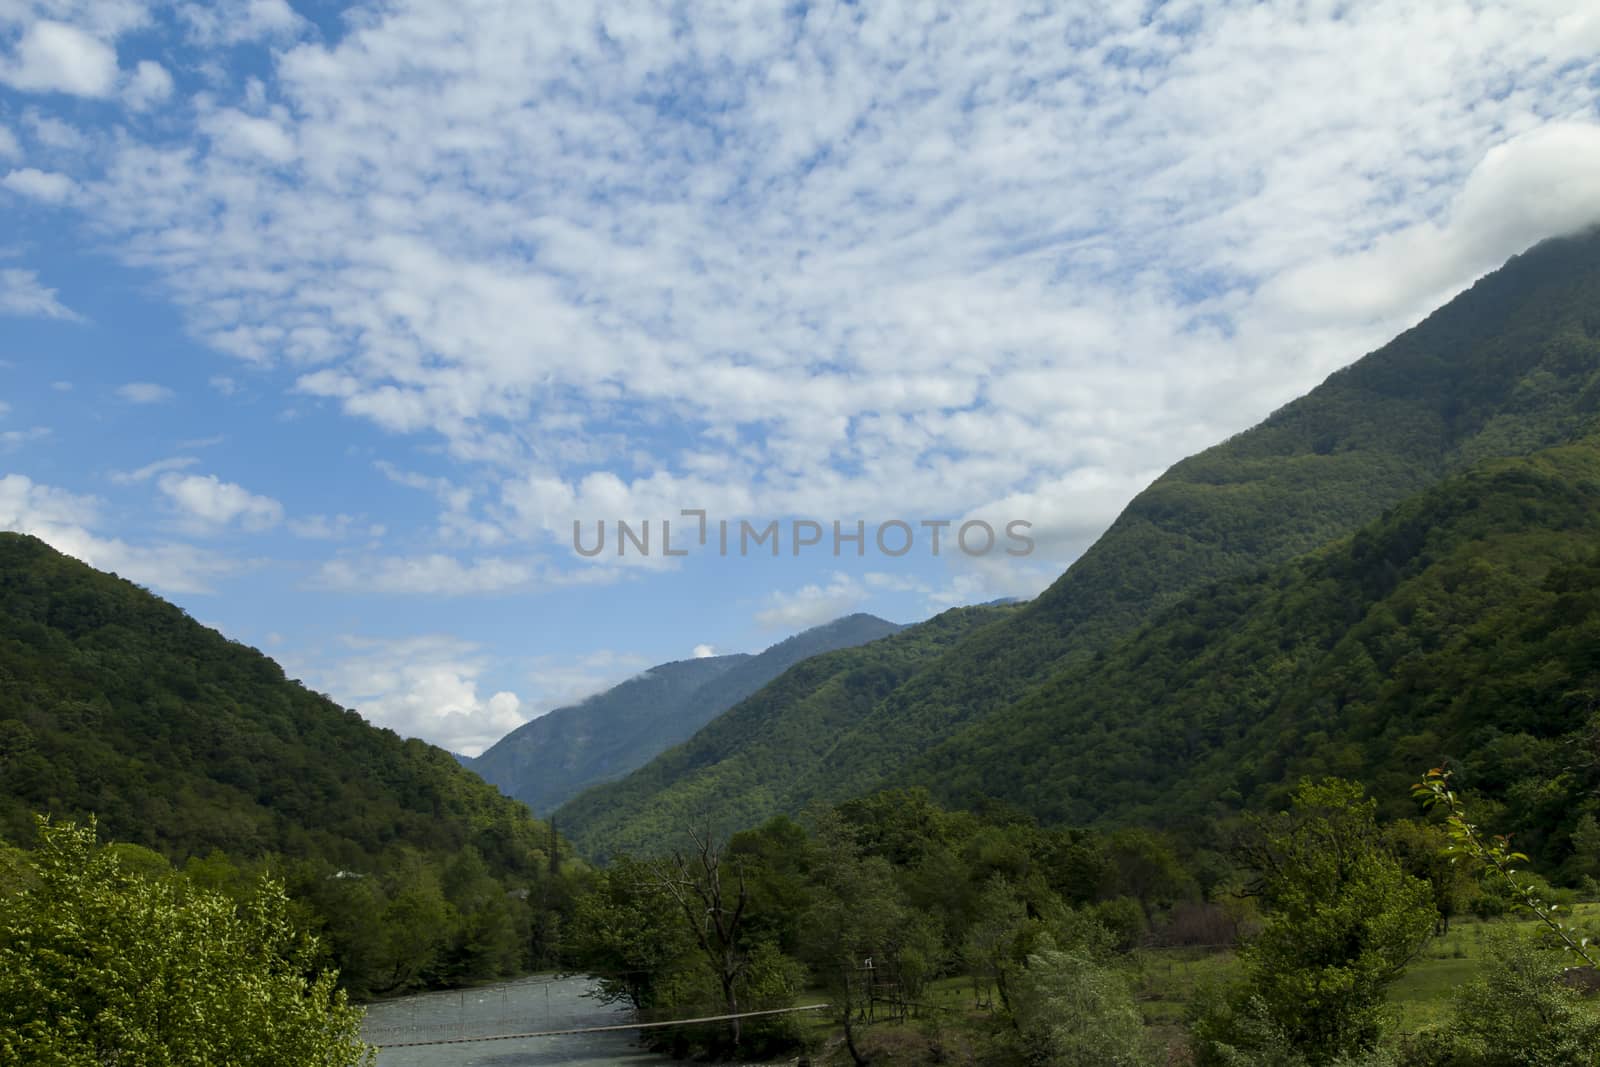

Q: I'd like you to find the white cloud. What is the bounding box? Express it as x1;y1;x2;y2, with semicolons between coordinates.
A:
0;21;118;97
108;455;199;484
0;125;19;159
756;572;865;630
313;552;536;595
287;513;363;539
124;60;173;110
181;0;305;46
115;381;175;403
0;268;80;319
0;472;243;594
200;108;296;164
157;472;284;530
24;112;87;150
0;427;51;450
1264;122;1600;325
19;1;1600;585
292;634;526;756
691;643;717;659
2;167;78;202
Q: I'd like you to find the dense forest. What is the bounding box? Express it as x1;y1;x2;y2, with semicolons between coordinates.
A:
914;437;1600;862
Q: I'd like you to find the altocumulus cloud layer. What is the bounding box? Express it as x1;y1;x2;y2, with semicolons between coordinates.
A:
3;0;1600;751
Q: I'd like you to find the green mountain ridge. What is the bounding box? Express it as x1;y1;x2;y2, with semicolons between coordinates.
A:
0;532;548;876
470;612;903;815
558;226;1600;855
555;602;1017;857
915;436;1600;872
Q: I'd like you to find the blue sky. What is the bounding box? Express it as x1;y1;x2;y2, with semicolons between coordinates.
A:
3;0;1599;754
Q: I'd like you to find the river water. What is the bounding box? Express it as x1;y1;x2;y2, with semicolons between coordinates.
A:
361;974;659;1067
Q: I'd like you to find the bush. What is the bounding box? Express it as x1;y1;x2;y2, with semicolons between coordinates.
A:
1091;896;1150;951
1403;931;1600;1067
1011;948;1156;1066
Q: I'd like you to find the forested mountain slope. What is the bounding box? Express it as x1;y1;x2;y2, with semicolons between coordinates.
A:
565;227;1600;853
0;532;548;875
804;227;1600;808
470;613;901;815
556;603;1016;857
914;436;1600;877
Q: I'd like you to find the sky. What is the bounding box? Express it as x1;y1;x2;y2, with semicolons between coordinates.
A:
2;0;1599;756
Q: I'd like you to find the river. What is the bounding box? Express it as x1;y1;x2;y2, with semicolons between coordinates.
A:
361;974;659;1067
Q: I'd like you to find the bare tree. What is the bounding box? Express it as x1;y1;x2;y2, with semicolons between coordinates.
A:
651;825;751;1045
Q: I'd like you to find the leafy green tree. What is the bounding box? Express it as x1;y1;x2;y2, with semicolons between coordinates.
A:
960;874;1032;1011
570;855;694;1012
1194;780;1436;1066
1384;819;1477;934
1011;947;1155;1067
0;817;371;1066
800;814;914;1065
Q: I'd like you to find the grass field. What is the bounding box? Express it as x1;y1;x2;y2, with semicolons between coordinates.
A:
1135;904;1600;1035
782;906;1600;1064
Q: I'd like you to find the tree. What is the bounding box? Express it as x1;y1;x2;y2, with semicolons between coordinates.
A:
0;817;371;1066
1384;818;1477;934
1011;947;1155;1067
800;814;911;1066
960;874;1037;1012
570;855;693;1012
652;827;752;1045
1194;779;1436;1066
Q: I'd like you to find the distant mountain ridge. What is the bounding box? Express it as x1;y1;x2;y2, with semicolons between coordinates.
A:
557;226;1600;853
556;602;1017;858
468;612;903;815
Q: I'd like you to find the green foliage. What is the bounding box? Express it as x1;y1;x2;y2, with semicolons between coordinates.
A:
1011;947;1156;1067
1193;780;1436;1066
1415;768;1598;966
1405;931;1600;1067
0;817;371;1066
569;855;695;1012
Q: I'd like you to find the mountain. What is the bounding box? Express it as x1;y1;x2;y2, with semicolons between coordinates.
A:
559;226;1600;853
469;612;903;815
0;533;550;876
915;436;1600;875
556;603;1016;857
